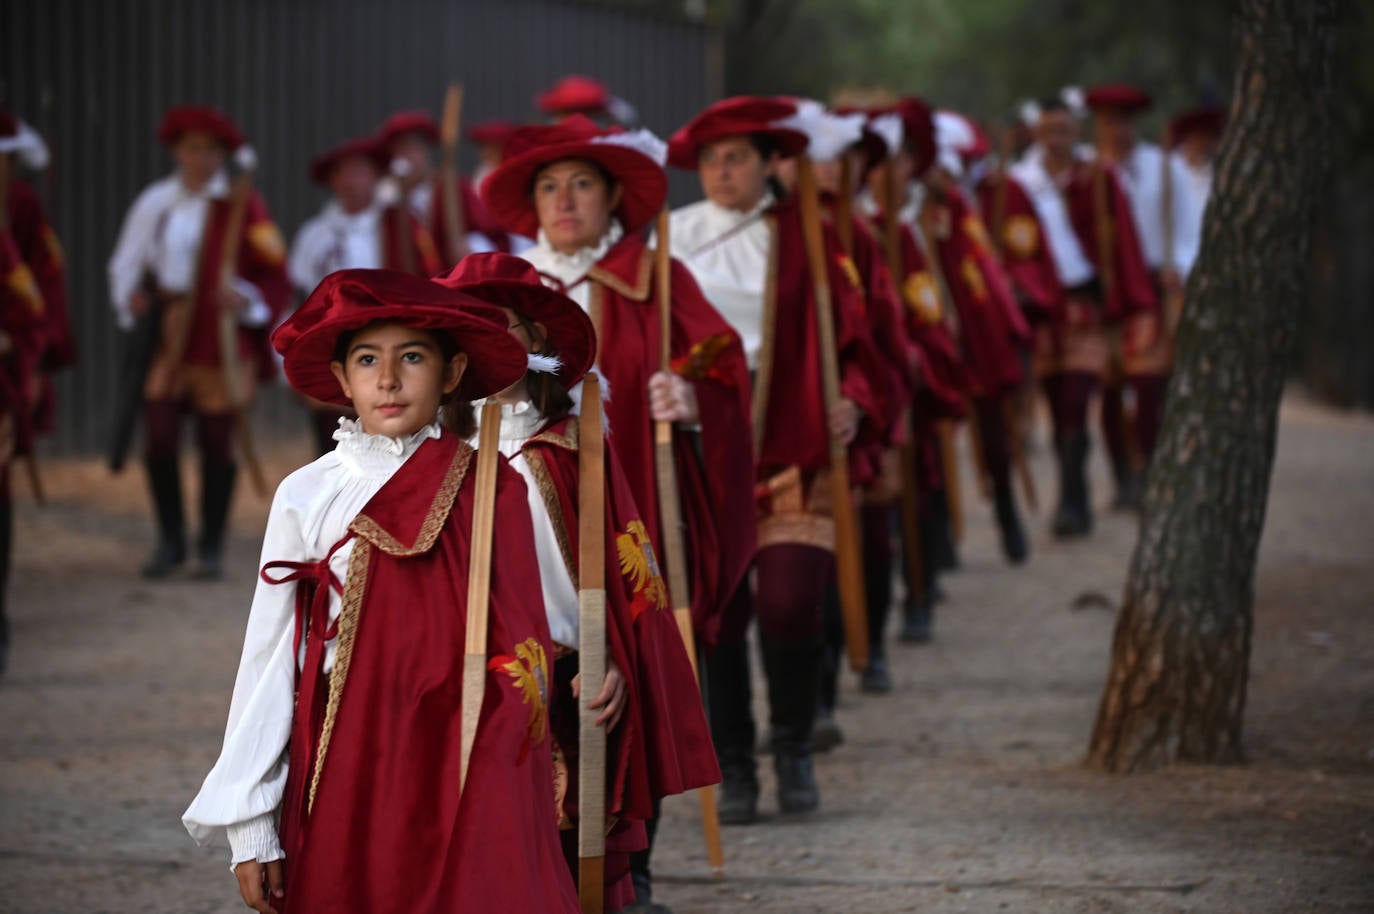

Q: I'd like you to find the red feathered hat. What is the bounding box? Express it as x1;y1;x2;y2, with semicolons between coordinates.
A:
309;135;387;185
432;253;595;387
272;268;528;406
537;75;611;117
1085;84;1153;115
156;105;244;150
665;96;809;170
873;97;936;176
468;119;521;148
378;110;441;147
480;114;667;237
1168;105;1226;145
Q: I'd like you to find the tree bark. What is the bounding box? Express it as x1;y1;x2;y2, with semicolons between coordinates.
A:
1086;0;1339;773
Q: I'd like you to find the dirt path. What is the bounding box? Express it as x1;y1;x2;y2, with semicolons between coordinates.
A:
1;394;1371;914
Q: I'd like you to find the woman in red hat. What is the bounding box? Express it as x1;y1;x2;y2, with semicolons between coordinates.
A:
437;253;720;912
667;95;889;821
107;105;291;580
183;267;579;913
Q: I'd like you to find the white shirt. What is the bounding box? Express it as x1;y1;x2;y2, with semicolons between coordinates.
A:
287;200;384;293
470;400;580;650
519;220;624;314
1109;142;1203;276
107;171;271;330
667;195;774;369
1011;148;1098;288
182;418;443;867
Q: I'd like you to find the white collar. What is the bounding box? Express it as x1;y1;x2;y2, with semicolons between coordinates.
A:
530;219;624;284
322;198;381;228
332;416;442;477
471;398;547;444
702;191;774;229
175;170;230;201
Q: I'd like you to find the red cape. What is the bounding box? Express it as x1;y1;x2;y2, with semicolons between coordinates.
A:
1060;161;1158;320
7;180;73;371
276;433;578;913
975;171;1065;323
1;231;46;459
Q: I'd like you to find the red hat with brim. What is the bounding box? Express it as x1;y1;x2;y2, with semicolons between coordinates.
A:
665;96;809;170
432;253;595;388
272;268;529;407
873;97;937;176
310;135;387;185
1086;84;1153;115
379;110;441;147
481;114;666;237
469;119;521;147
1168;106;1226;144
537;76;610;116
157;105;244;150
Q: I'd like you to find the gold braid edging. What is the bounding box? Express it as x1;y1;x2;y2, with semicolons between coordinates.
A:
350;442;473;556
524;447;579;591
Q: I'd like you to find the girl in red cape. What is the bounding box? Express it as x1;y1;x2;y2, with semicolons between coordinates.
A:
436;253;720;912
183;268;579;914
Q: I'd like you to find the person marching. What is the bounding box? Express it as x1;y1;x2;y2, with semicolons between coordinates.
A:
184;268;579;913
668;96;888;820
1084;84;1203;506
289;134;441;455
107;106;291;579
436;252;720;912
1010;96;1158;536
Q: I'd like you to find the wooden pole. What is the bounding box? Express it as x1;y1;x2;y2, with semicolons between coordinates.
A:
439;84;470;266
653;210;725;877
796;155;868;674
577;373;608;914
459;401;503;795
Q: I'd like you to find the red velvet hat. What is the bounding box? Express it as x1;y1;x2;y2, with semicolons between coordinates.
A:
309;135;387;185
480;114;667;237
378;110;441;147
1168;105;1226;145
1085;84;1153;115
872;97;937;175
432;253;595;387
665;96;809;170
156;105;244;150
272;268;529;406
468;119;521;147
537;75;611;117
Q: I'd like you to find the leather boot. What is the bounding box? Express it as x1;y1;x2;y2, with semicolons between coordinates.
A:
761;636;821;814
1052;432;1093;538
994;483;1030;564
142;457;186;578
860;531;893;692
813;588;844;751
196;461;237;580
901;508;942;643
704;639;758;825
929;488;959;571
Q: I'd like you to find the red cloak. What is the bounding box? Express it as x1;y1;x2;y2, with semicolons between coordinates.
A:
975;171;1065;325
273;432;579;913
1;231;46;463
1059;161;1158;321
7;180;73;371
428;175;517;265
381;203;443;278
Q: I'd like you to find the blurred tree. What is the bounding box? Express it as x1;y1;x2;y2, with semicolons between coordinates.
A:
1085;0;1339;772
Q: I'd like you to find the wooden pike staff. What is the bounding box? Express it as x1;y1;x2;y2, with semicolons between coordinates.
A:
652;210;725;877
576;373;608;914
215;153;269;497
439;84;470;266
795;155;868;673
458;401;503;795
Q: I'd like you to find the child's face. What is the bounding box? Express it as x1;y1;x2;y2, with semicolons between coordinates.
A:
330;323;467;438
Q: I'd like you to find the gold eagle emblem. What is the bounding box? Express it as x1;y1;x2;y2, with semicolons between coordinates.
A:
616;520;668;619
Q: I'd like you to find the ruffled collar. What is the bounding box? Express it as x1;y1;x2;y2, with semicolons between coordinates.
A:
332;416;442;477
469;398;546;445
528;219;624;285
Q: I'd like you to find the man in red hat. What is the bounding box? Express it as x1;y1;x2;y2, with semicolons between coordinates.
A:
107;105;291;580
1169;104;1226;213
1085;84;1205;505
537;75;637;127
1010;97;1158;536
668;96;888;822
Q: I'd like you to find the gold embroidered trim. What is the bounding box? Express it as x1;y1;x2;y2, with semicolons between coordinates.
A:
526;420;578;452
524;448;579;591
587;246;654;302
751;214;780;457
350;442;473;556
308;537;372;813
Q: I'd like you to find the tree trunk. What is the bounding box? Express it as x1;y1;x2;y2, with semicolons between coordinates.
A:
1086;0;1339;773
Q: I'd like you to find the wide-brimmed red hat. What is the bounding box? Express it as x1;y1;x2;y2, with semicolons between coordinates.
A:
273;268;528;407
309;135;387;185
156;105;244;150
1168;105;1226;145
870;97;936;176
480;114;667;237
1085;84;1153;115
432;253;595;387
665;96;809;170
378;110;441;147
537;75;611;116
469;119;521;148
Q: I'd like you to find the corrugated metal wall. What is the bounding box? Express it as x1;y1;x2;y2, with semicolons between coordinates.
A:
2;0;716;453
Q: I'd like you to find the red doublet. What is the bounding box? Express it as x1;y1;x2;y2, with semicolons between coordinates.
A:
273;432;579;913
564;232;756;648
975;171;1065;325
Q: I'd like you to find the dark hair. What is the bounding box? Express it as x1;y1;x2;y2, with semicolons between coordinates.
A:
439;310;574;438
747;132;780;161
1039;98;1071;115
529;157;620;199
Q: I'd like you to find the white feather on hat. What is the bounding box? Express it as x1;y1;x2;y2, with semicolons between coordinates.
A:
775;99;865;162
590;128;668;167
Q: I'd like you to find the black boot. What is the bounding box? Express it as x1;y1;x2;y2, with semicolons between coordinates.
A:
929;488;960;571
860;528;894;692
196;461;237;580
761;636;821;815
704;639;759;825
901;507;942;643
994;483;1030;564
1052;432;1093;538
813;588;844;751
1111;461;1143;511
142;457;186;578
0;495;10;677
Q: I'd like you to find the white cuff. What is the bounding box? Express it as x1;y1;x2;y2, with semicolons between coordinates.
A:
226;812;284;869
232;277;272;328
